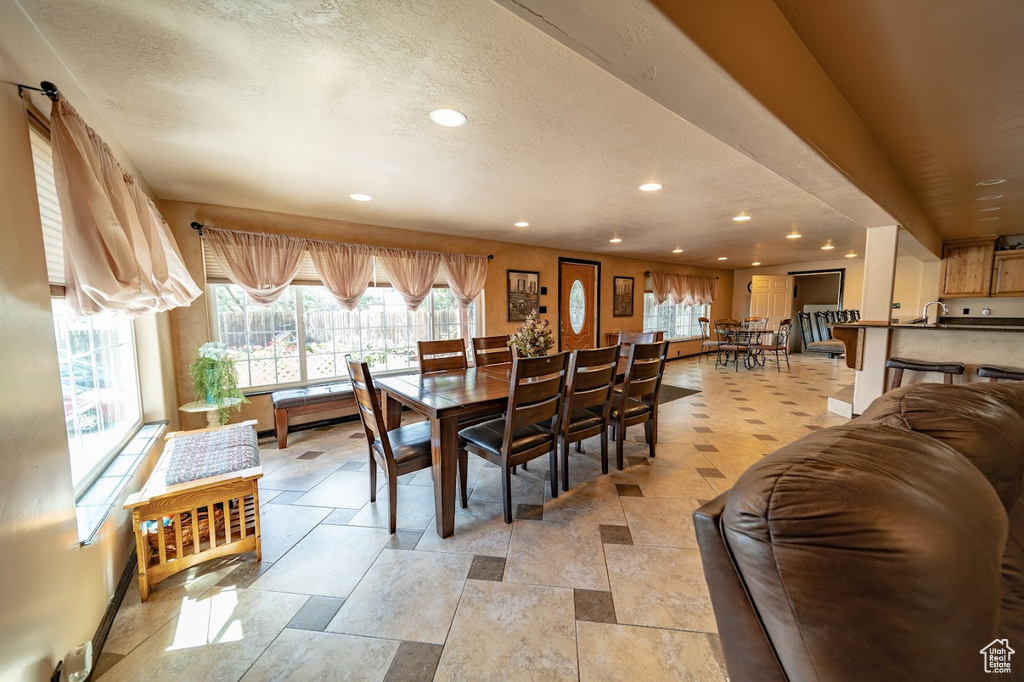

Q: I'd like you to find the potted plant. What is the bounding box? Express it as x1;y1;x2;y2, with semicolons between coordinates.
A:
508;310;555;358
188;342;247;424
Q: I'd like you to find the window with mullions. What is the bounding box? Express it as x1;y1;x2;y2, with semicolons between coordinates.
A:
642;293;708;339
212;284;478;388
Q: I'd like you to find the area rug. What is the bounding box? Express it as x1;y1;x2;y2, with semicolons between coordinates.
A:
658;385;701;405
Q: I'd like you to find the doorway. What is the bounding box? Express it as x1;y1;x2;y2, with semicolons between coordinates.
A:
790;269;845;352
558;258;600;352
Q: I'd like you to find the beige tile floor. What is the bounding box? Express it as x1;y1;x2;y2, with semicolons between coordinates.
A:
96;353;853;681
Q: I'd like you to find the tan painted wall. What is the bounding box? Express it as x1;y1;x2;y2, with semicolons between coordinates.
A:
0;3;177;678
162;200;733;432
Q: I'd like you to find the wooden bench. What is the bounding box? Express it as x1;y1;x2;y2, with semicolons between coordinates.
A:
272;382;357;449
123;421;263;601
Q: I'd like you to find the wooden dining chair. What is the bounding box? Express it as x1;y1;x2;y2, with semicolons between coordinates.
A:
698;317;719;362
617;330;662;357
558;346;619;490
346;356;468;533
459;352;569;523
417;339;468;373
471;335;512;367
755;318;792;371
603;341;668;469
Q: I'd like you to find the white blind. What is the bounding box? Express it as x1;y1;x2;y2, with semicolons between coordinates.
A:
202;240;448;288
29;126;65;286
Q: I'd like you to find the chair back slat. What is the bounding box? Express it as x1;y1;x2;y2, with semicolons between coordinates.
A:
698;317;711;342
565;346;618;414
621;341;668;403
618;331;663;357
472;335;513;366
503;353;569;448
345;356;391;458
418;339;468;373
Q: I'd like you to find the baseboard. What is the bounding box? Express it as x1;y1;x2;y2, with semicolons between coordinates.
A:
90;552;136;675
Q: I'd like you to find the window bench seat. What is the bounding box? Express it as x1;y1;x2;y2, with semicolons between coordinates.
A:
272;382;357;449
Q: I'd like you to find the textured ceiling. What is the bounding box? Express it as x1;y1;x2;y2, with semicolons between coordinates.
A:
18;0;884;268
773;0;1024;241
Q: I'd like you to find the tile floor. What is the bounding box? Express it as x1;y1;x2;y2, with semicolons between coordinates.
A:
96;353;853;681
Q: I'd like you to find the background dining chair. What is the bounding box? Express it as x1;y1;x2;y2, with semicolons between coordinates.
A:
418;339;468;373
459;352;569;523
346;356;468;533
471;335;512;366
755;318;792;371
698;317;719;362
616;330;662;357
744;316;769;330
603;341;668;469
558;346;619;490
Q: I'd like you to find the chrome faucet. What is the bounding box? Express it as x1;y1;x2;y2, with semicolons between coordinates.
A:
920;301;948;326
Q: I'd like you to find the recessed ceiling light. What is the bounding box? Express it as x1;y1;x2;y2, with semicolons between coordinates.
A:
978;207;1002;212
976;178;1006;186
752;261;761;266
717;256;728;261
609;237;622;243
429;108;467;127
845;252;858;258
977;195;1003;201
672;248;683;253
514;221;529;227
786;233;802;239
639;183;663;192
821;240;835;250
980;216;1001;221
349;193;372;201
732;215;752;222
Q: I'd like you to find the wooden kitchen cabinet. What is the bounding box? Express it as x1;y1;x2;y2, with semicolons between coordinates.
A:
939;238;996;298
992;250;1024;296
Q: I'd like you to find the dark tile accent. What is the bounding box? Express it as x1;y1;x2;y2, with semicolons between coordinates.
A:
384;641;444;682
297;450;324;460
804;424;823;431
349;432;366;439
287;596;345;631
322;508;360;525
738;407;756;412
696;467;726;479
340;461;365;471
792;411;811;417
574;589;617;624
693;444;718;453
693;426;713;434
707;633;729;679
745;419;766;424
728;389;742;393
626;455;650;467
615;484;644;497
691;402;707;408
269;490;304;505
515;504;544;521
387;530;424;551
599;524;633;545
91;651;125;679
753;434;778;442
467;555;506;582
733;397;749;402
693;413;710;419
780;400;798;405
217;559;274;589
771;392;785;396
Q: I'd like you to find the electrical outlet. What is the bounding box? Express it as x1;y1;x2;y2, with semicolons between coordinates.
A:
891;303;900;309
963;308;970;315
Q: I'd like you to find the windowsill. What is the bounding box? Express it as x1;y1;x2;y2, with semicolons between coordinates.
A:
75;421;167;546
240;367;418;397
665;335;702;342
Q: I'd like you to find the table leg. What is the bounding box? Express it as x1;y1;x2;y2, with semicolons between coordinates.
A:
430;414;459;538
382;391;403;430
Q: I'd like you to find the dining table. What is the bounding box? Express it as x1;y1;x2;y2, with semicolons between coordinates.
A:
715;327;769;370
374;358;629;538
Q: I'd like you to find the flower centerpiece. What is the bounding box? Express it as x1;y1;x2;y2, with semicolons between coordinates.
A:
188;342;247;424
508;310;555;358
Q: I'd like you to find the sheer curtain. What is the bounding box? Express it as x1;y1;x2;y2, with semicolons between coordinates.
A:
649;272;675;305
203;227;305;305
440;253;488;308
307;240;375;310
650;272;715;305
377;248;442;311
49;96;200;316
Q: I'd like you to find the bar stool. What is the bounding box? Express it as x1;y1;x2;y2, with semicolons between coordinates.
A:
977;365;1024;382
886;357;965;391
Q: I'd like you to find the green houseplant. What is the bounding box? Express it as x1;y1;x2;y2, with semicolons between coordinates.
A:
508;310;555;358
189;342;247;424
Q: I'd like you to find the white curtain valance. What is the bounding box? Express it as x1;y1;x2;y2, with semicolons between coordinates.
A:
440;253;489;309
377;247;442;312
203;227;305;305
49;96;201;316
649;272;716;306
307;240;375;310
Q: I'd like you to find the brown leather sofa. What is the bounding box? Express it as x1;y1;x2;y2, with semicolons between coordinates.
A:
694;381;1024;681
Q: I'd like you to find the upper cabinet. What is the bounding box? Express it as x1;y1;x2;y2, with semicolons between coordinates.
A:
939;238;996;298
993;251;1024;297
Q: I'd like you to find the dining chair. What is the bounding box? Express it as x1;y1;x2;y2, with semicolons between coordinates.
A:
617;330;662;357
558;346;619;491
755;318;792;371
471;335;512;366
698;317;719;362
345;356;468;533
459;352;569;523
602;341;668;469
744;316;769;330
418;339;468;373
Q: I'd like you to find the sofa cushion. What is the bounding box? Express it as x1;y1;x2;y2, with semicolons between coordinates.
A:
272;382;353;409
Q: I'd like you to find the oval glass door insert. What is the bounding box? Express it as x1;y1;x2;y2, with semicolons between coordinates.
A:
569;279;586;333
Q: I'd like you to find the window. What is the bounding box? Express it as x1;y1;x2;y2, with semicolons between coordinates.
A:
211;283;479;388
30;122;143;494
642;293;709;339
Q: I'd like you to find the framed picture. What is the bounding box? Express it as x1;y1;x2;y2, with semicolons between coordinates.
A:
613;276;634;317
507;270;540;322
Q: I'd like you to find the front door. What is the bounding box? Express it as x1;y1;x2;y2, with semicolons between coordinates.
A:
559;260;598;351
750;274;794;329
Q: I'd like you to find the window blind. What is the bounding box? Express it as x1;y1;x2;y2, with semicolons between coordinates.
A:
29;126;65;287
202;241;449;288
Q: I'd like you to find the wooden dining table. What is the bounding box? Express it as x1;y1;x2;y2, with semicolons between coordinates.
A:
374;358;629;538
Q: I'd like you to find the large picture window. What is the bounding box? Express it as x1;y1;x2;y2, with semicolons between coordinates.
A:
642;293;708;339
211;284;478;388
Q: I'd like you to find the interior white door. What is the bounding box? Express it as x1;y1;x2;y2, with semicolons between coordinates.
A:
750;275;794;328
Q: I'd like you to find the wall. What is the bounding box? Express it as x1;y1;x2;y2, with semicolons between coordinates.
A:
0;2;177;678
162;200;733;432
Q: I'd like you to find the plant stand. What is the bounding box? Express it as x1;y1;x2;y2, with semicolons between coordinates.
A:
179;398;244;427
